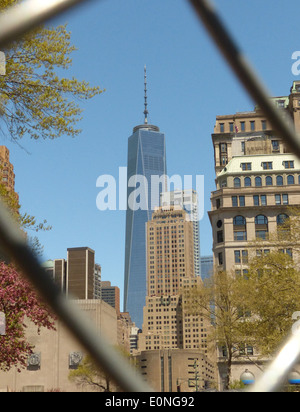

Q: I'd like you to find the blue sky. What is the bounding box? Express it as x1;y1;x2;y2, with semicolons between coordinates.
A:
2;0;300;307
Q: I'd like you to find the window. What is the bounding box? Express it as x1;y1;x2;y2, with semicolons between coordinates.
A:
221;156;228;166
241;163;252;171
266;176;273;186
282;194;289;205
234;250;241;264
229;122;234;133
253;195;267;206
287;175;295;185
272;140;280;151
277;213;289;226
275;194;281;205
217;230;224;243
277;214;290;238
234;250;248;264
276;175;283;186
233;216;247;241
240;122;245;132
255;215;268;225
262;162;273;170
283;161;294;169
220;123;225;133
275;194;289;206
220;143;227;153
232;196;245;207
242;250;248;264
262;120;267;130
255;176;262;187
234;177;241;188
234;216;246;226
250;121;255;131
255;215;268;240
218;252;223;265
244;177;251;187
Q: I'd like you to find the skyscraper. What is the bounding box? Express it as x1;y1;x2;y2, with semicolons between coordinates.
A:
124;67;167;328
161;189;201;277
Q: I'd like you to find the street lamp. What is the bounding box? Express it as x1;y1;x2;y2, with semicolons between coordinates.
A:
240;369;255;386
288;371;300;385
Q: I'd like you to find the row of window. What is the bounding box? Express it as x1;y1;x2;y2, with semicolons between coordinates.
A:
240;160;294;171
219;119;268;133
232;193;289;207
232;174;298;188
216;214;289;243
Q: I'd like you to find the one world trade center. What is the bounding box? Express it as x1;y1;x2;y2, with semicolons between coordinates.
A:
124;67;167;329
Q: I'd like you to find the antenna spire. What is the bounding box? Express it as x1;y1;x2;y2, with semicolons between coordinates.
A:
144;65;148;124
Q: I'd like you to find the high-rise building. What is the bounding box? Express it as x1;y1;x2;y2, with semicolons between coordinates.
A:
209;81;300;388
101;281;120;316
138;206;211;352
200;256;213;281
161;189;201;277
124;67;167;328
136;205;216;390
52;247;102;300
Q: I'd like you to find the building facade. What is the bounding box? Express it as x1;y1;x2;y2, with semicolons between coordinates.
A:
209;81;300;388
123;122;167;329
0;300;118;392
161;189;201;277
101;281;120;316
136;206;216;390
52;247;102;300
134;349;215;392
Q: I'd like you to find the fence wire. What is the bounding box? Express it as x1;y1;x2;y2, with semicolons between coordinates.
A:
0;0;299;393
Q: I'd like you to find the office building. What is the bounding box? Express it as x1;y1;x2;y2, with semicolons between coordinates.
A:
124;67;167;328
200;256;213;281
209;81;300;388
101;281;120;316
52;247;101;300
136;206;216;390
161;189;201;277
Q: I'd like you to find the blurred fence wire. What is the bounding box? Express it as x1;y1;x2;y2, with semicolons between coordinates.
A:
0;0;299;393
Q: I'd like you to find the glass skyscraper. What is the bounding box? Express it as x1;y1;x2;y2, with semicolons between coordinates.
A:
124;122;167;329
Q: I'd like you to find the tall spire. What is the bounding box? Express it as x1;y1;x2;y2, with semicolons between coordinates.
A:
133;65;159;133
144;65;148;124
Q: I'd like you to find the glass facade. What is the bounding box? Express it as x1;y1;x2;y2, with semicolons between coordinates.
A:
124;125;167;328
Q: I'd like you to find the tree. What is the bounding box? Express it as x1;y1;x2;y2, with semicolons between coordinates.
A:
0;0;103;141
69;347;130;392
183;272;247;390
0;262;56;372
184;210;300;389
237;247;300;357
69;355;113;392
0;153;55;373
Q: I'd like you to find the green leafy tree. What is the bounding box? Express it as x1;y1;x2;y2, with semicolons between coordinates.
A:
183;272;247;390
0;0;103;141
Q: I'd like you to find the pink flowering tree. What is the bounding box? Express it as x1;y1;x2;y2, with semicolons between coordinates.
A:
0;262;56;372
